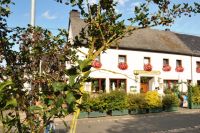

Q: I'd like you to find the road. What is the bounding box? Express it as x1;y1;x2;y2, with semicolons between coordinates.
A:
55;110;200;133
1;109;200;133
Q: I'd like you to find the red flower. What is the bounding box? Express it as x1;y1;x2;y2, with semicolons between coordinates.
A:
175;66;184;72
118;62;128;70
196;67;200;73
92;60;102;68
144;63;152;71
162;64;171;72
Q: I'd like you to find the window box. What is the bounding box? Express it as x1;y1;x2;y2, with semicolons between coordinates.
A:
162;65;171;72
118;62;128;70
92;60;102;68
144;63;152;71
196;67;200;73
175;66;184;72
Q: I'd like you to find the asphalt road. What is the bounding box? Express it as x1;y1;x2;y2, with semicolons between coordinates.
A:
1;110;200;133
75;112;200;133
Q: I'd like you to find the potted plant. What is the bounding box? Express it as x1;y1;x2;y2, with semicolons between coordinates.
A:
105;90;128;116
118;62;128;70
189;86;200;109
145;91;162;113
92;60;102;68
127;94;140;115
162;64;171;72
175;66;184;72
196;67;200;73
79;93;90;119
162;94;179;112
144;63;152;71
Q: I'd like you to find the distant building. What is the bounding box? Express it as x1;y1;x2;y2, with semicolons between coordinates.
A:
68;10;200;94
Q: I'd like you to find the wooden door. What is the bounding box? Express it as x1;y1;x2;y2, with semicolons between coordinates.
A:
140;83;149;93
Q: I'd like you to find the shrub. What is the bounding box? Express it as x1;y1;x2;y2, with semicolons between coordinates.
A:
128;93;147;110
89;96;107;112
162;94;179;108
190;86;200;104
145;91;162;109
103;90;128;111
79;93;90;112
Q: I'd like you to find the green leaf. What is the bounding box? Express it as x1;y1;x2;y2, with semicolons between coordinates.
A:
0;80;13;92
5;98;17;108
66;91;76;105
78;59;92;72
52;82;66;92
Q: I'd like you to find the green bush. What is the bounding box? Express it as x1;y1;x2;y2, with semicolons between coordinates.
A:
190;86;200;104
89;96;107;112
79;93;90;112
103;90;128;111
162;94;179;108
127;93;147;110
145;91;162;109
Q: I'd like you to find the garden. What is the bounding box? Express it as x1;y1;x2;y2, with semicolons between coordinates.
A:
78;90;180;118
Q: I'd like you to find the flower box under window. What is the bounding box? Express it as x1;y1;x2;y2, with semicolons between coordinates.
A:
144;63;152;71
162;64;171;72
118;62;128;70
92;60;102;68
196;67;200;73
175;66;184;72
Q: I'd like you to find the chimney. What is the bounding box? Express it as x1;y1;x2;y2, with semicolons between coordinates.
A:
70;9;80;18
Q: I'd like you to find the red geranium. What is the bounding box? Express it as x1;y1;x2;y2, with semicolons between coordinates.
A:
175;66;184;72
196;67;200;73
162;64;171;72
144;63;152;71
92;60;102;68
118;62;128;70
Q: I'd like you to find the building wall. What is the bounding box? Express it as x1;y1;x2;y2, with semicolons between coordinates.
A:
80;48;200;93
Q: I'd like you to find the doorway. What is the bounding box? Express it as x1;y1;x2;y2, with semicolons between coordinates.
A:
140;77;153;93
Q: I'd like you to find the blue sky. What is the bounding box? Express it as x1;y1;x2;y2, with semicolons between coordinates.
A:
7;0;200;36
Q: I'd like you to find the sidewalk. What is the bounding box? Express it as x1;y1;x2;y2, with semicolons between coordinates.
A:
54;107;200;125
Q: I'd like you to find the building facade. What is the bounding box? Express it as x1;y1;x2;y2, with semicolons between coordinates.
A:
68;10;200;94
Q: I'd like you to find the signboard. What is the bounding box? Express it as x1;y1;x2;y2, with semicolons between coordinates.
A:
133;70;161;75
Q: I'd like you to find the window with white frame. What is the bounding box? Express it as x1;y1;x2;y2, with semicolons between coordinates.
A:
118;55;126;63
144;57;150;64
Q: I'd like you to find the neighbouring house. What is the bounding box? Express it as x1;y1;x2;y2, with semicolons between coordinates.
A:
68;10;200;94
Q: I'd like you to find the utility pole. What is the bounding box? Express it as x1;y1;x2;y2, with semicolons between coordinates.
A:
31;0;36;26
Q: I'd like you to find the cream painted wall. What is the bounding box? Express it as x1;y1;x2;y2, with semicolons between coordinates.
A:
79;48;200;93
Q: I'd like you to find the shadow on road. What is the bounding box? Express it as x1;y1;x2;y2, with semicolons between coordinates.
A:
105;113;200;133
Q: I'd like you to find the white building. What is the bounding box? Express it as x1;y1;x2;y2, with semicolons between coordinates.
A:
68;10;200;94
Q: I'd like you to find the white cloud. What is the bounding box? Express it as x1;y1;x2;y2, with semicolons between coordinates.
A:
88;0;97;4
115;0;129;6
42;10;57;20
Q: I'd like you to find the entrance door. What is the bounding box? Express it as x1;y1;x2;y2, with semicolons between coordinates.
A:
140;83;148;93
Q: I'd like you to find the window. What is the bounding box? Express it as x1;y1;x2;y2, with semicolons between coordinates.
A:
91;78;106;93
163;80;178;90
176;60;182;67
118;55;126;63
196;61;200;67
144;57;150;64
95;55;100;61
110;79;126;91
163;59;169;65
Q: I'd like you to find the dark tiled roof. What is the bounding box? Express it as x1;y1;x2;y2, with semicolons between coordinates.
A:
175;33;200;56
69;10;200;56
